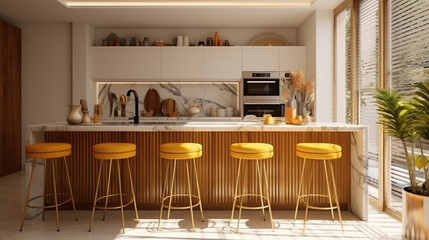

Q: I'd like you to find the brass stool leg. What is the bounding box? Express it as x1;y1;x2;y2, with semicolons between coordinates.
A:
63;157;78;221
89;160;104;232
51;160;60;231
126;159;139;220
192;158;204;222
42;160;47;221
237;160;247;233
19;159;37;231
230;158;242;220
167;160;177;220
158;161;170;231
103;160;113;221
116;160;126;234
323;160;335;220
256;159;266;220
303;161;314;232
185;161;195;231
294;158;306;220
262;160;274;231
330;161;344;231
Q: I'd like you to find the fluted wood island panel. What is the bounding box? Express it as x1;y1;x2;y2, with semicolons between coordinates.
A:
44;131;351;210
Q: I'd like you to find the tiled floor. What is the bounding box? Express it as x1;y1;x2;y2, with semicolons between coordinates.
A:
0;171;402;240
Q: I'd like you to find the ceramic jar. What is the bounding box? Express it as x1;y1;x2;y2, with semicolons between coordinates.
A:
225;106;234;117
67;104;82;125
217;108;226;117
189;104;201;117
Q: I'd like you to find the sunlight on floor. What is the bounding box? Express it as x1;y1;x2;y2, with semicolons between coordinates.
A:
0;171;402;240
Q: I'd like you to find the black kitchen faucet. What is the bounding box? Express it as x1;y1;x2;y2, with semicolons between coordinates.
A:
126;89;139;124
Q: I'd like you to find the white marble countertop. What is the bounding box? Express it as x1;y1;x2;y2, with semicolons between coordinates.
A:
28;121;367;132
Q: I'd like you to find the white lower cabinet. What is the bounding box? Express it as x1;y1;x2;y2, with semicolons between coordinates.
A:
204;47;242;80
160;47;204;79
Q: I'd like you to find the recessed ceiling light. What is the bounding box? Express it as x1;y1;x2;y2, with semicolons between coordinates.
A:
58;0;315;8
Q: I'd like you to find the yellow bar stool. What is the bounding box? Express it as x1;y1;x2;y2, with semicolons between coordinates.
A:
158;143;204;231
230;143;274;233
89;143;139;234
20;143;77;232
294;143;344;232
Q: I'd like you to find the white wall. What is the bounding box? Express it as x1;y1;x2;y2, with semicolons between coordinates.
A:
20;23;72;167
298;10;334;122
298;12;317;118
72;23;96;108
95;28;298;46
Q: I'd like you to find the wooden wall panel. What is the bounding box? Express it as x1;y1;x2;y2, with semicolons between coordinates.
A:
0;21;21;176
45;131;351;210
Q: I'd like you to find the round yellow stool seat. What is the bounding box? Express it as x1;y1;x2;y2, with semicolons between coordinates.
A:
230;143;273;159
93;143;136;159
296;143;342;160
26;143;72;159
160;143;202;159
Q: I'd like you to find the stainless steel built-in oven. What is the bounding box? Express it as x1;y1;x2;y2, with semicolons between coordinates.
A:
242;71;281;102
241;71;286;117
243;103;285;117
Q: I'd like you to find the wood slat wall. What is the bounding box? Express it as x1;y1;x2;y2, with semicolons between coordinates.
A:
0;21;21;177
45;131;351;210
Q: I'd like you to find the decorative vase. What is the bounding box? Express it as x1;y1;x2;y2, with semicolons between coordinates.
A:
297;101;306;116
402;187;429;239
67;104;82;125
81;110;91;123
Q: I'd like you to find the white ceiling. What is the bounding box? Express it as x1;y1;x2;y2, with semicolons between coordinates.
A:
0;0;343;28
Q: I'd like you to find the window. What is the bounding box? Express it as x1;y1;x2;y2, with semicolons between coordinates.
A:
386;0;429;213
335;6;352;123
357;0;380;199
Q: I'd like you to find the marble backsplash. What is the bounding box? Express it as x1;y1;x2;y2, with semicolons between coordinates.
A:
97;82;239;118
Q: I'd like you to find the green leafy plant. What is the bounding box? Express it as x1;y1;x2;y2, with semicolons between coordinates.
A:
375;81;429;196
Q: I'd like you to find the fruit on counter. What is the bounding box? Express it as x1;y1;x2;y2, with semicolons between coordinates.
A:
292;115;303;125
168;112;178;117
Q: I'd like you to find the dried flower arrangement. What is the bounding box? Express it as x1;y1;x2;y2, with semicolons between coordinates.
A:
281;71;314;113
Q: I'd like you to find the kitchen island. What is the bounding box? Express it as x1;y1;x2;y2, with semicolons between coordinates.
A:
26;121;368;220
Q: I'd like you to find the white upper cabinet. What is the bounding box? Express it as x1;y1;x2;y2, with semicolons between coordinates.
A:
279;46;306;71
160;47;204;79
204;47;242;80
121;47;161;79
242;47;279;71
91;47;121;79
90;46;306;81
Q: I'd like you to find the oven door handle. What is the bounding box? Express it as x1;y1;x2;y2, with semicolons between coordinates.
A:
246;80;277;84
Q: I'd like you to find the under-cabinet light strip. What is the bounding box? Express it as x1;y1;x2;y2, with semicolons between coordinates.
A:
58;0;314;8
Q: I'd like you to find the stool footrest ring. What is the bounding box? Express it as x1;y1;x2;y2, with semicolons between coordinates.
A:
298;194;339;211
233;194;271;210
94;194;135;210
161;194;202;210
27;194;73;209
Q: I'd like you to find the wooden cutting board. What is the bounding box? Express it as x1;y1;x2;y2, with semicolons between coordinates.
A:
161;98;176;116
143;89;161;115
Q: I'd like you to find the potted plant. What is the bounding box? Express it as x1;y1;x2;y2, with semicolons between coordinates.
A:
375;81;429;239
